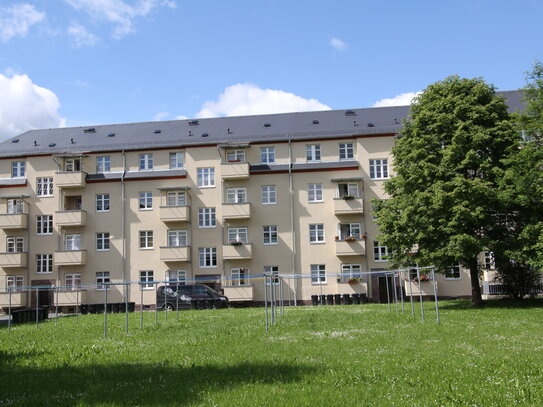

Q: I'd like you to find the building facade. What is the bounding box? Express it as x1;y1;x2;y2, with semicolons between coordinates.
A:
0;92;522;309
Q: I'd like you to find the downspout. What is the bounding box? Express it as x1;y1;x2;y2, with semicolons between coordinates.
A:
121;150;127;301
288;136;297;306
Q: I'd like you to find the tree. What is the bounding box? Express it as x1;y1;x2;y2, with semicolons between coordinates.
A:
374;76;519;307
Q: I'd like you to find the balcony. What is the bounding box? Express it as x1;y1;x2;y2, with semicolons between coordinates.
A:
224;285;254;302
55;250;87;266
160;206;190;223
0;252;28;268
222;203;251;220
55;210;87;227
404;280;437;296
55;171;86;188
221;162;250;179
0;291;27;307
55;290;87;305
223;243;253;260
334;197;364;215
335;239;366;256
160;246;190;262
0;213;27;230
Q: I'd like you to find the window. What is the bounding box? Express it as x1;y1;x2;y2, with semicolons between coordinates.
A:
309;224;325;243
226;188;246;203
231;268;247;286
139;230;153;249
167;270;186;284
263;225;278;245
199;248;217;268
139;153;153;170
197;167;215;187
96;156;111;173
65;234;81;251
306;144;321;162
64;158;82;172
96;271;110;290
226;150;245;162
261;185;277;204
140;270;154;289
369;159;389;180
7;199;24;214
308;184;323;202
169;152;185;169
168;230;187;247
260;147;275;164
6;237;24;253
340;264;361;282
339;143;354;160
96;232;110;251
36;254;53;273
139;192;153;210
264;266;279;285
65;274;81;291
373;241;389;262
484;251;495;270
311;264;326;284
228;227;248;244
445;265;461;280
36;215;53;235
198;208;216;228
338;223;361;239
96;194;110;212
6;275;23;291
37;177;53;197
167;191;186;206
337;183;359;198
11;161;25;178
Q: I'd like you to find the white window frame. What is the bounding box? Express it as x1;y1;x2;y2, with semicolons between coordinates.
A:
308;183;323;203
7;199;24;214
228;227;248;244
226;150;246;162
337;183;359;198
484;251;496;270
199;247;217;268
11;161;25;178
139;230;154;249
96;232;110;251
444;264;462;280
7;237;24;253
166;191;186;206
65;274;82;291
263;225;278;245
167;269;187;284
339;143;354;160
96;271;110;290
139;153;153;170
64;158;82;172
96;194;110;212
369;159;389;180
140;270;154;290
226;188;247;204
264;266;279;285
340;264;362;282
261;185;277;205
338;223;361;240
197;167;215;188
36;254;53;274
167;230;188;247
65;234;81;251
36;215;53;235
311;264;326;285
231;267;248;286
6;275;23;291
260;147;275;164
169;152;185;169
373;241;389;262
96;156;111;173
37;177;53;197
309;224;325;243
198;208;216;228
139;192;153;210
306;144;321;162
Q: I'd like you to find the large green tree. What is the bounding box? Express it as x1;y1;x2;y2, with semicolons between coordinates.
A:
374;76;519;307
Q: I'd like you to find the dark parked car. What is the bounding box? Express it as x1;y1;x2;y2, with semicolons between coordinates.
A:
156;285;192;311
156;284;229;310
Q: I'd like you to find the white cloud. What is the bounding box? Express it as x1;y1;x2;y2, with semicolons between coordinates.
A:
153;111;170;121
329;37;347;52
67;22;98;47
196;83;330;118
65;0;176;39
0;73;65;140
175;115;188;120
372;91;422;107
0;3;45;42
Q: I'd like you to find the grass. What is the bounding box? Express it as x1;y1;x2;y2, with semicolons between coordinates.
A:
1;300;543;406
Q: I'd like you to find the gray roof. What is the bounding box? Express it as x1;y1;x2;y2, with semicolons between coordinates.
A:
0;90;524;158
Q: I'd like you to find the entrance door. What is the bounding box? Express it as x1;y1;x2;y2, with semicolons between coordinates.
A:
198;274;222;292
378;276;393;304
30;280;54;308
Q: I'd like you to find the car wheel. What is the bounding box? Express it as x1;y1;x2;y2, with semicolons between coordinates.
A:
163;303;174;311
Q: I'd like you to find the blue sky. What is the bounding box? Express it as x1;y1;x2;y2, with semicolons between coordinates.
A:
0;0;541;139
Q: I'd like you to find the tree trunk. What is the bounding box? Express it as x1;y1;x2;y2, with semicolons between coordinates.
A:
468;257;484;307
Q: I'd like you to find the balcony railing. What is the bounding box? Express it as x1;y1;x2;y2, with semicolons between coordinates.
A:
334;197;364;214
222;203;251;220
160;246;190;262
0;213;28;230
55;171;86;188
335;239;366;256
54;250;87;266
159;206;190;222
223;285;254;301
223;243;253;260
404;280;437;296
55;210;87;227
221;162;250;179
54;289;87;305
0;252;28;268
0;291;27;307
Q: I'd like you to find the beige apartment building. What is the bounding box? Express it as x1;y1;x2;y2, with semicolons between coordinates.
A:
0;91;522;310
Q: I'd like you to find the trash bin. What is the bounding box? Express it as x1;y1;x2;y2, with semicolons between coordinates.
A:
128;302;136;312
320;295;327;305
80;304;89;314
352;293;360;304
327;294;335;305
111;303;119;313
343;294;351;305
311;295;319;306
360;294;368;304
334;294;342;305
118;303;126;313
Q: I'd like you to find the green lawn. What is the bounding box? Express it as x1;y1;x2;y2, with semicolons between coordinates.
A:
1;300;543;406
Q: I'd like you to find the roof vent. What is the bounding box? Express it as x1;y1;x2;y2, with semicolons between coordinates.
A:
108;133;115;137
312;120;319;124
227;128;232;134
345;110;356;116
353;120;358;127
11;139;19;143
48;143;56;147
264;123;271;127
70;138;75;144
34;141;38;147
154;130;161;134
188;131;193;137
188;120;199;126
201;133;209;137
394;118;399;124
83;127;96;133
367;122;375;127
